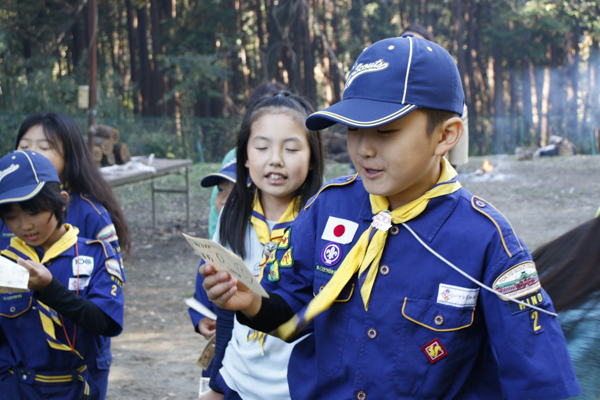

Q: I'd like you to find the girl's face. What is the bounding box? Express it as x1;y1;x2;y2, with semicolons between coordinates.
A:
245;112;311;208
3;202;63;252
17;125;66;182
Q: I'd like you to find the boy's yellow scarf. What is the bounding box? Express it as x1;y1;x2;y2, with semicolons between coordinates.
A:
2;224;84;358
275;158;461;340
248;193;299;352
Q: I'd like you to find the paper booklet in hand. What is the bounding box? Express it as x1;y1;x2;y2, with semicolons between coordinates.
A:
182;233;269;298
0;256;29;294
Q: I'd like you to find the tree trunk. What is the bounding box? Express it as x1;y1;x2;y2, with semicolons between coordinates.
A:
137;3;155;116
125;0;139;115
150;0;166;116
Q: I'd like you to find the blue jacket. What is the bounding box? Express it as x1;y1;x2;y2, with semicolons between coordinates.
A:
263;175;581;400
0;230;124;399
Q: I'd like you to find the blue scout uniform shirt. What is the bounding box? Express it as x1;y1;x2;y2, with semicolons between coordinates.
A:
262;175;580;400
0;227;124;399
0;193;125;281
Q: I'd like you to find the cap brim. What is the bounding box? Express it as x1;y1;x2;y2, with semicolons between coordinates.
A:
306;99;418;130
201;173;236;188
0;182;46;204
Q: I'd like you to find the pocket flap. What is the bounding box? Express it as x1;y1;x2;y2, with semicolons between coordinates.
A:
401;297;474;331
0;293;32;318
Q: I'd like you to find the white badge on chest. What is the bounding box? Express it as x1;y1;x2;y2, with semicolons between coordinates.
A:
72;256;94;276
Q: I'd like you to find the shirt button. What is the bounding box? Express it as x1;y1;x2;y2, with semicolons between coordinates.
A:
10;306;16;313
389;225;400;235
367;328;377;339
319;285;325;292
379;265;390;275
475;200;486;208
357;391;367;400
434;315;444;326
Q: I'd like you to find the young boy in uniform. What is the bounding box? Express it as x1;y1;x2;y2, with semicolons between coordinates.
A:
200;36;580;400
0;150;124;399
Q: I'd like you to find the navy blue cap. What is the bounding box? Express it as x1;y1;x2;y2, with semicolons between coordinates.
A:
0;150;61;204
201;158;237;188
306;36;465;130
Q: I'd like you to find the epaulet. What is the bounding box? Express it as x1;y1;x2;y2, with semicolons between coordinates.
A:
304;174;359;210
470;196;524;258
85;239;116;259
79;193;104;215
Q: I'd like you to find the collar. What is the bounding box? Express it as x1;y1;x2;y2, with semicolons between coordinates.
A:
357;183;461;243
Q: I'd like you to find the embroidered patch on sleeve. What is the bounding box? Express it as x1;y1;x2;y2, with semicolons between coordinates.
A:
437;284;479;308
267;260;280;282
72;255;95;276
530;309;544;334
105;259;123;282
421;338;449;364
508;291;544;315
280;247;294;268
278;228;291;249
97;224;118;243
493;261;541;300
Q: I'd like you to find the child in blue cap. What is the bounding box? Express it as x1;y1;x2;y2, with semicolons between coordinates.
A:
200;37;580;400
0;150;124;400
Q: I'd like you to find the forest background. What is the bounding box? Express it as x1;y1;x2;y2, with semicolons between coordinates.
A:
1;0;600;161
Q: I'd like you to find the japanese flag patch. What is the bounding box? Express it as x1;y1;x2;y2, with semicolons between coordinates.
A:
321;217;359;244
105;259;123;282
72;256;94;276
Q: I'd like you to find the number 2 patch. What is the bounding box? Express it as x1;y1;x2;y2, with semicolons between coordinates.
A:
530;310;544;334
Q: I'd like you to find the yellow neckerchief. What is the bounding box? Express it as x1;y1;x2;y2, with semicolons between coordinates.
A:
248;192;300;353
275;158;462;340
253;192;300;282
2;224;83;358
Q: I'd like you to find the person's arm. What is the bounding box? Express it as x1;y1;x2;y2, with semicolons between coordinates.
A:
235;292;293;332
34;277;116;335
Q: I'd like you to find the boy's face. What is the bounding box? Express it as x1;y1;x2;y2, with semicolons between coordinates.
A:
3;203;63;252
215;180;235;214
347;109;443;210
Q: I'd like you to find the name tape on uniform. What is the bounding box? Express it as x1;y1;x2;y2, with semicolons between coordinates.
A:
437;283;479;308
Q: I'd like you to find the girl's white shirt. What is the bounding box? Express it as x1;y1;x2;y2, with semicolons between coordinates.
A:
213;214;305;400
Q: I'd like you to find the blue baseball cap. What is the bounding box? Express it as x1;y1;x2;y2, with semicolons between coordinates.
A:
201;158;237;188
306;36;465;130
0;150;60;204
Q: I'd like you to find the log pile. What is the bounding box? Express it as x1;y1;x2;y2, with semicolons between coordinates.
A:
87;125;131;166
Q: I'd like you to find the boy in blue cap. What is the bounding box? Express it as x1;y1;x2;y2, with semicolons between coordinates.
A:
0;150;124;399
200;36;580;400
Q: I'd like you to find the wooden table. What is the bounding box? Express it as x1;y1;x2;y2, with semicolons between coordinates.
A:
102;158;192;228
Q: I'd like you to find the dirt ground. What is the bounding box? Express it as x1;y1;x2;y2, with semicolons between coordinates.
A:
106;155;600;400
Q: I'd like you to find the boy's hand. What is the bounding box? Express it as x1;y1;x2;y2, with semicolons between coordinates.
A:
200;263;262;318
17;258;52;291
198;317;216;340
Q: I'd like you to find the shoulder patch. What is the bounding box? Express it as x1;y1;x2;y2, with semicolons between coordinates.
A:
97;224;118;243
105;259;123;282
304;174;359;210
493;261;541;301
470;196;524;257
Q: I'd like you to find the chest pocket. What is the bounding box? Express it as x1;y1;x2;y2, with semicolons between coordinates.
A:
0;292;33;318
395;297;481;397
